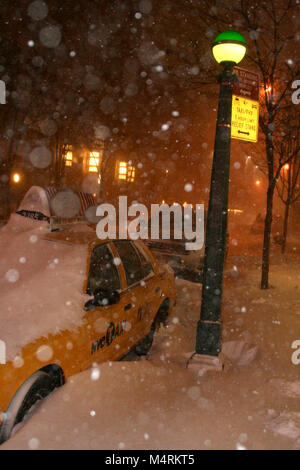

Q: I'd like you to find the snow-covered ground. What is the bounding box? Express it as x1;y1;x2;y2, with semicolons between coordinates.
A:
2;227;300;450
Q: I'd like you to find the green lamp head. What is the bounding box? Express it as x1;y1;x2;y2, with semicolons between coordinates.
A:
212;30;246;65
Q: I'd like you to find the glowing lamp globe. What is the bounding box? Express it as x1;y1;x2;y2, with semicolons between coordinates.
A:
212;31;246;65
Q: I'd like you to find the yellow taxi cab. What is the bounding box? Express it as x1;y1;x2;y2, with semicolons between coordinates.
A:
0;229;176;444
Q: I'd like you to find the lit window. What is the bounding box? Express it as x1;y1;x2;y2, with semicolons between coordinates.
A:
117;161;135;182
88;151;100;173
128;165;135;183
64;145;73;167
119;162;127;180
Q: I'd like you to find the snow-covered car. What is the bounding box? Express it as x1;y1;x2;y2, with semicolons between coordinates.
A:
144;211;229;283
145;238;204;282
0;210;176;444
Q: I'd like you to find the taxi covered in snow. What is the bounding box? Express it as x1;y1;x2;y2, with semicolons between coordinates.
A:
0;210;176;443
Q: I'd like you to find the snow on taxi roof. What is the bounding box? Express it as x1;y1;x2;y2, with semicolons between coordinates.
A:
0;211;90;361
16;186;97;227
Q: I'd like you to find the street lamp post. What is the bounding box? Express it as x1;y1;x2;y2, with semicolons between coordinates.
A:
195;31;247;359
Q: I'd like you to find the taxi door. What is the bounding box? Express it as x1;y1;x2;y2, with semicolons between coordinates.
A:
112;240;160;346
83;241;148;365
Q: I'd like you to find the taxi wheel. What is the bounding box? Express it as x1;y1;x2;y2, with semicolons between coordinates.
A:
134;323;156;356
0;371;54;444
134;304;169;356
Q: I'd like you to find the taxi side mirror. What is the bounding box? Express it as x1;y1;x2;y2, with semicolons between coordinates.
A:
84;288;121;311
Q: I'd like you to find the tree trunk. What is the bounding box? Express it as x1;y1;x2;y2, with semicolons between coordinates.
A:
261;183;275;289
281;199;290;254
0;111;19;219
0;178;10;220
0;154;13;220
3;179;11;220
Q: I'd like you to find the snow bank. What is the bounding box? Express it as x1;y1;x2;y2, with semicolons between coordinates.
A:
0;214;89;360
266;411;300;442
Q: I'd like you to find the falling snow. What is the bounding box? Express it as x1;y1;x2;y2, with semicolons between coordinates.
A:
0;0;299;453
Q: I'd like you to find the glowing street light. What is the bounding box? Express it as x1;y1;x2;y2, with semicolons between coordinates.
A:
12;173;21;184
212;30;247;65
195;31;246;362
255;180;261;186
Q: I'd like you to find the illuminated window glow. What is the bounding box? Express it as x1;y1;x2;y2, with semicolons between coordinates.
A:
64;145;73;167
119;162;127;179
89;151;100;173
118;161;135;182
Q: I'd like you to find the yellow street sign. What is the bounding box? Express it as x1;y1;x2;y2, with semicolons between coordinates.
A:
231;95;259;142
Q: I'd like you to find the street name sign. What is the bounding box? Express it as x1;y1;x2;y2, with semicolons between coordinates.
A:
233;67;259;101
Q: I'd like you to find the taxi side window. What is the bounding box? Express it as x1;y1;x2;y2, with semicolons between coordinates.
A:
87;244;120;295
114;241;152;287
134;244;154;278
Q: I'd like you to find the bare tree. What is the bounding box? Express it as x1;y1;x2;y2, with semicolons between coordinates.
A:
276;127;300;253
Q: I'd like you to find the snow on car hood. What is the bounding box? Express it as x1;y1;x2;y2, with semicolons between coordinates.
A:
0;213;89;361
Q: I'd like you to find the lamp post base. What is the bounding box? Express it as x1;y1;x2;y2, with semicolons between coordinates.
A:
185;352;226;372
195;320;222;356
